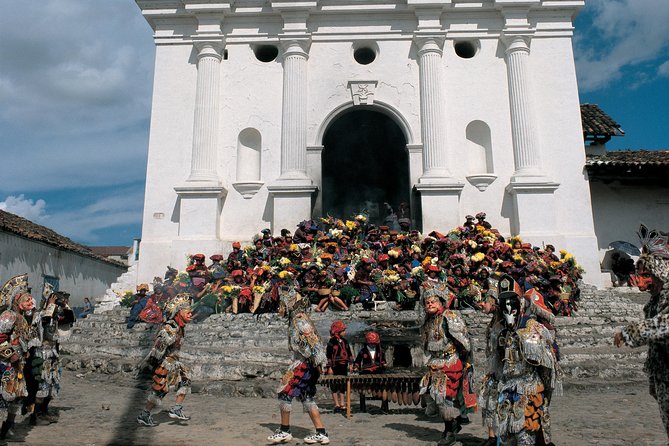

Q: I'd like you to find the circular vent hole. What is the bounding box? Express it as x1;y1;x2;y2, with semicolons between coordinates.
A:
354;47;376;65
254;45;279;63
454;41;477;59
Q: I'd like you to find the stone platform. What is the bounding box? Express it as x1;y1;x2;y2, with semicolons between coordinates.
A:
61;286;649;396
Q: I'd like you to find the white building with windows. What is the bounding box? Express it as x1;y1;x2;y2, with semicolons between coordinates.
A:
135;0;601;285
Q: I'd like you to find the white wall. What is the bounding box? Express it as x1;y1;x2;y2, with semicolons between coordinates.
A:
590;181;669;254
0;232;128;308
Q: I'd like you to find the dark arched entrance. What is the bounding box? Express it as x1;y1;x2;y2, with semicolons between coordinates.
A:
322;109;411;226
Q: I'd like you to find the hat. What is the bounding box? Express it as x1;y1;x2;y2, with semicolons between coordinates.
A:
340;234;350;241
192;253;205;261
232;241;241;249
320;253;333;260
330;319;347;335
545;244;555;251
524;288;550;313
210;254;223;262
299;243;311;250
379;225;389;231
261;228;271;235
365;331;380;345
497;274;522;300
465;215;474;220
475;212;487;219
136;283;150;292
281;229;292;237
231;269;244;277
377;254;390;262
426;264;440;272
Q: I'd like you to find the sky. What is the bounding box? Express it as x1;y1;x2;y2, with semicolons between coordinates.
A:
0;0;668;247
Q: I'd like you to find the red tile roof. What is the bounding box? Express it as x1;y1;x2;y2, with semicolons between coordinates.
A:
0;209;128;268
88;246;131;258
581;104;624;137
587;150;669;166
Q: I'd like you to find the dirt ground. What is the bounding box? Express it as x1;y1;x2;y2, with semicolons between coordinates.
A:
9;371;666;446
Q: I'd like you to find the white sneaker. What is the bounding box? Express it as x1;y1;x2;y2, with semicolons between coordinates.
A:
304;432;330;444
267;429;293;444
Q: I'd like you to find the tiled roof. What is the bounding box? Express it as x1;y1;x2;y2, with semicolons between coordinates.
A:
581;104;624;137
586;150;669;167
88;246;131;258
0;209;128;268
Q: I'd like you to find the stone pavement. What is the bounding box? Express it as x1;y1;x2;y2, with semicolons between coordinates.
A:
12;371;667;446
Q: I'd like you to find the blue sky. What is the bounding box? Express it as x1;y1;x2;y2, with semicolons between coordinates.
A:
1;0;667;247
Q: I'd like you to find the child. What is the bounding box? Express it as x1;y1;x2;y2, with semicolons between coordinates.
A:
326;320;352;412
353;331;388;412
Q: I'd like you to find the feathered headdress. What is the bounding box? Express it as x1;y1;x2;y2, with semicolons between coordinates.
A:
164;293;191;320
0;274;29;309
638;224;669;259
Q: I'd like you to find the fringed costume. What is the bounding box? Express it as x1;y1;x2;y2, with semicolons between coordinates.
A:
277;285;327;411
619;225;669;440
25;288;75;424
137;293;193;428
145;319;191;406
0;274;38;438
420;288;476;445
480;275;560;446
267;280;330;445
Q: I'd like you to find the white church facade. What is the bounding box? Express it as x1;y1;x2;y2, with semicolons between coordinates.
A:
135;0;601;286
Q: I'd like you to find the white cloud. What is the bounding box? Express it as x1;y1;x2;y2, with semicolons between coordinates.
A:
0;195;48;223
575;0;669;92
659;61;669;77
1;187;144;245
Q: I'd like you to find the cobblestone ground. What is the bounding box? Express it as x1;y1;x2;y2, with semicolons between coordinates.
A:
9;372;666;446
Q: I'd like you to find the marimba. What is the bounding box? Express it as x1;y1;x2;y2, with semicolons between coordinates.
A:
318;372;423;418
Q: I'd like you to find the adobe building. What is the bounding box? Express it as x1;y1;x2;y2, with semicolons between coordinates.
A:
135;0;601;285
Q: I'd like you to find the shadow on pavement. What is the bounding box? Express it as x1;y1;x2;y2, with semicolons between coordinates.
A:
106;322;158;446
384;422;484;445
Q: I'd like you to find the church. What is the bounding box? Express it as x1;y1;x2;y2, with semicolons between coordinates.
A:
135;0;602;286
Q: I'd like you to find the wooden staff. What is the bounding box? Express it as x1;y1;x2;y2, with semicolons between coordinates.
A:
346;377;351;419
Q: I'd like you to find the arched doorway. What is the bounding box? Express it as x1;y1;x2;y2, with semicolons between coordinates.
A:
322;109;411;226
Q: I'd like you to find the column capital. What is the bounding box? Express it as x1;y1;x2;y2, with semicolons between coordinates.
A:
279;37;312;58
413;33;446;56
193;40;226;61
501;33;533;54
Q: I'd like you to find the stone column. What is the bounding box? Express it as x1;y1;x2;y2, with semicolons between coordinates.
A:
414;36;451;181
502;34;559;240
503;35;544;179
413;34;463;232
278;39;310;180
174;40;226;259
187;41;224;182
268;38;316;233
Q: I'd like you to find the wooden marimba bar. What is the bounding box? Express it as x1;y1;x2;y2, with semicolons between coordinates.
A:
318;372;423;419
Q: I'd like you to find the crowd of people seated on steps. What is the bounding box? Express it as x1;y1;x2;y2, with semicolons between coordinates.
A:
121;211;583;327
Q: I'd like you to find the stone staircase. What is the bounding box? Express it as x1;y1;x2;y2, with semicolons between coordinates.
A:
61;286;649;395
94;264;138;313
